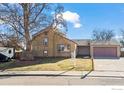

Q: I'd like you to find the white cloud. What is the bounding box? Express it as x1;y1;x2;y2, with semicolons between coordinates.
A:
62;11;82;28
113;35;123;39
112;35;123;42
74;23;82;28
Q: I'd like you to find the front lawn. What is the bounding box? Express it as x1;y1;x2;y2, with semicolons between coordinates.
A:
0;61;14;68
0;58;93;71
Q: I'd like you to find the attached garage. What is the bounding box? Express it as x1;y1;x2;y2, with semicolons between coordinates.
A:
91;40;120;59
77;46;90;56
93;47;117;58
72;39;91;57
73;39;120;59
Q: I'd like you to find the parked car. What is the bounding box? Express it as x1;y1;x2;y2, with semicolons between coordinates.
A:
0;47;14;62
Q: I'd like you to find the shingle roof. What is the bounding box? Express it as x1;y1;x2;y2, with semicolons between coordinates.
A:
72;39;120;46
72;39;91;46
91;40;120;46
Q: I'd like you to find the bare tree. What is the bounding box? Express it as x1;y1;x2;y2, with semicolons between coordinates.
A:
0;30;25;49
0;3;67;52
92;29;115;41
121;29;124;39
120;29;124;47
0;32;8;46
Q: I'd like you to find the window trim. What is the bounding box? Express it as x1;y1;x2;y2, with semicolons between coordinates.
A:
57;44;70;52
43;50;48;56
67;44;71;50
43;37;48;46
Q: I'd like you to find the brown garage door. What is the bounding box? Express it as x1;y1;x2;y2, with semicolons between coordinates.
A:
93;47;117;58
77;46;90;56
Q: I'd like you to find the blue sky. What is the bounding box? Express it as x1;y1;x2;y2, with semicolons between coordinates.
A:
62;3;124;39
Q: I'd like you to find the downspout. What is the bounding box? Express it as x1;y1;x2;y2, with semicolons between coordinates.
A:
53;30;55;57
90;40;93;59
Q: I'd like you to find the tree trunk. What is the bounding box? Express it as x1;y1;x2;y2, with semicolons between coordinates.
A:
23;4;32;52
20;4;34;61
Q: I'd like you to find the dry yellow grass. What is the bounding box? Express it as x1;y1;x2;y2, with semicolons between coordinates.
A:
6;58;93;71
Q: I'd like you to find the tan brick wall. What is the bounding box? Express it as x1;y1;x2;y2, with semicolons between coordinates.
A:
32;29;77;57
54;33;77;57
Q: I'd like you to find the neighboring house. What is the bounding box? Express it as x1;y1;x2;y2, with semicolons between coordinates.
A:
74;39;120;59
32;27;120;58
120;42;124;57
32;27;77;57
121;48;124;57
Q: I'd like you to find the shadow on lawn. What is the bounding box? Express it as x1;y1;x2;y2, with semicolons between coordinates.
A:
0;58;67;71
56;67;75;76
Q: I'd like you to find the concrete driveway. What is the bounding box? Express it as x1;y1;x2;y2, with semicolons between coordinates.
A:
94;58;124;71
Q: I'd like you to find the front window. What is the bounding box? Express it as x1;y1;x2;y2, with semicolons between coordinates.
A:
67;44;70;50
43;37;48;45
57;44;70;52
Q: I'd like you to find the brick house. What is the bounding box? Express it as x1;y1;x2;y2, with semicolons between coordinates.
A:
32;27;120;58
32;27;77;57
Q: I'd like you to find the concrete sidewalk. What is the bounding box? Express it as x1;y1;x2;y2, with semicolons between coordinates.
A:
0;71;124;79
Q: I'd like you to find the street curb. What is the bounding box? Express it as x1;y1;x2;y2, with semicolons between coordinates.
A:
0;74;82;77
0;71;86;77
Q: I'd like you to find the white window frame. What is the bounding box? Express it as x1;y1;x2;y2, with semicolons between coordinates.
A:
57;44;70;52
43;50;48;56
43;37;48;46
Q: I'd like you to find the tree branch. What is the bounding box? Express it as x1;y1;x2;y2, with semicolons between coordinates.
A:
29;4;46;25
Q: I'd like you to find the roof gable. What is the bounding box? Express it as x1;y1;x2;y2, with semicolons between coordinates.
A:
32;27;77;44
32;26;53;38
